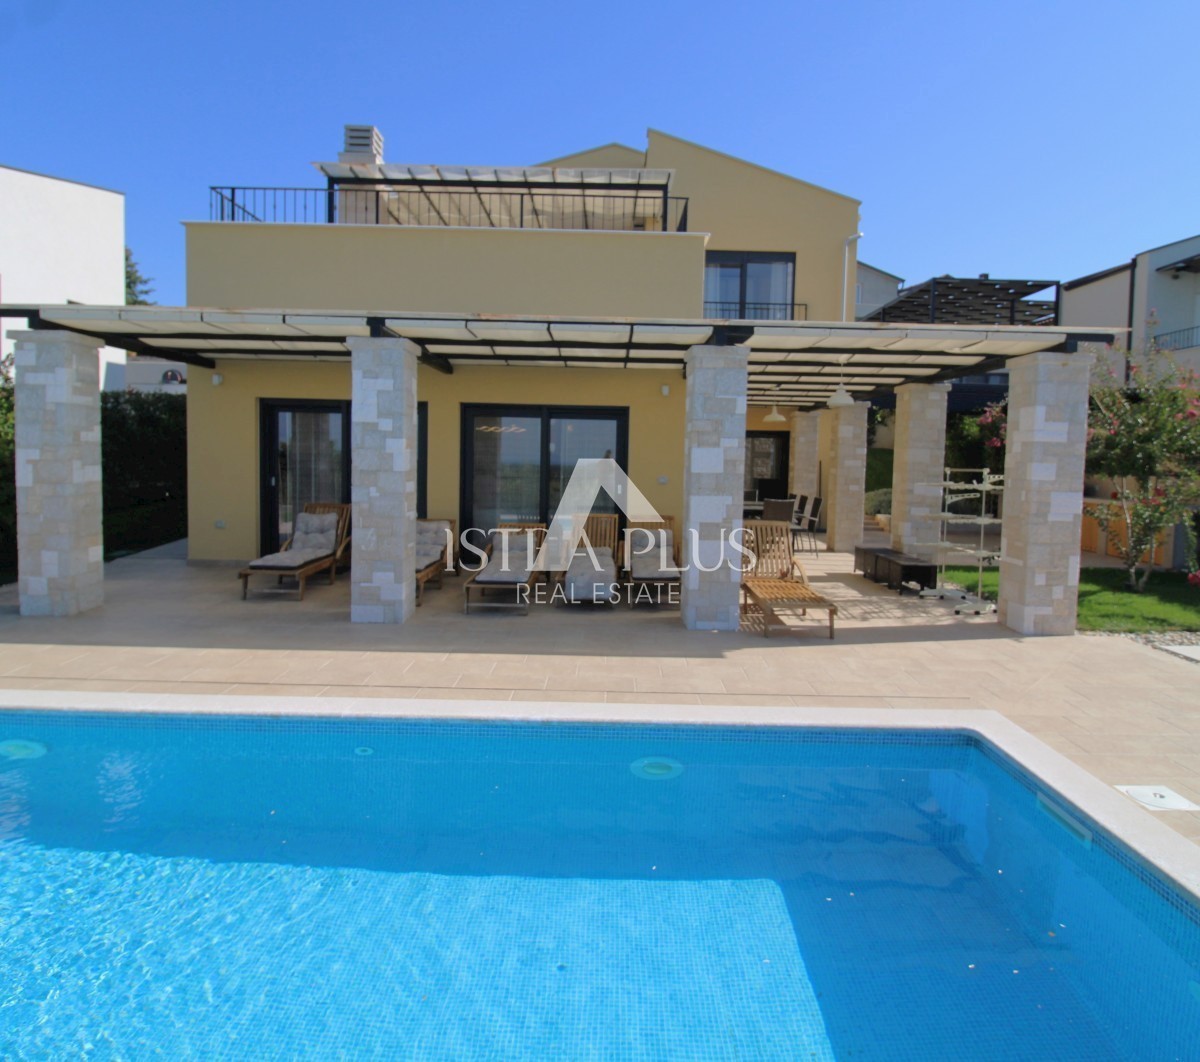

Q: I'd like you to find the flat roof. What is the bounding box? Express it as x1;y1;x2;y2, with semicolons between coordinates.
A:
1;305;1117;409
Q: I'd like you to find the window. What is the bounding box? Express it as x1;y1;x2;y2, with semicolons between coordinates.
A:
704;252;796;320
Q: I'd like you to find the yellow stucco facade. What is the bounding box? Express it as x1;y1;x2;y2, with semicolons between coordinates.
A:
183;129;857;560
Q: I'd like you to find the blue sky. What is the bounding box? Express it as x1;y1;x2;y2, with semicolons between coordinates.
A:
2;0;1196;306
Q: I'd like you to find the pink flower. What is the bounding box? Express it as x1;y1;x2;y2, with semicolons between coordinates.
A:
1189;571;1200;589
985;437;1003;449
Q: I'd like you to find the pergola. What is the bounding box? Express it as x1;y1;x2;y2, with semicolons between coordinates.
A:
5;304;1107;407
3;305;1115;636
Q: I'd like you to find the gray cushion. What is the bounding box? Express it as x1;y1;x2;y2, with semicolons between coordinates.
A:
249;548;332;571
291;510;339;553
630;529;679;581
564;549;619;603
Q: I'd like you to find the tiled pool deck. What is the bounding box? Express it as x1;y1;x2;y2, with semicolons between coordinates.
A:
0;538;1197;844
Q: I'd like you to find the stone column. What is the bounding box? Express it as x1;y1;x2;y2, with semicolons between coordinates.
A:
789;411;820;500
10;330;104;617
348;336;419;624
998;349;1095;635
890;382;950;558
681;344;748;631
824;401;869;552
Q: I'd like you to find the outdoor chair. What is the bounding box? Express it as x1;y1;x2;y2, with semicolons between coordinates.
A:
619;515;681;607
761;498;796;522
794;496;823;555
238;502;351;601
462;523;547;615
561;513;620;605
741;519;836;638
415;518;456;606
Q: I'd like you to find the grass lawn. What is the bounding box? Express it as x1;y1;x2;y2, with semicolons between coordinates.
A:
942;566;1200;632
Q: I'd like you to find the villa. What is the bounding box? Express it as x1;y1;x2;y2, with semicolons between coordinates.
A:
5;126;1113;635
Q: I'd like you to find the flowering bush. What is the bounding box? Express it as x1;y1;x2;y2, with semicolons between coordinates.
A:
1086;345;1200;592
976;401;1007;468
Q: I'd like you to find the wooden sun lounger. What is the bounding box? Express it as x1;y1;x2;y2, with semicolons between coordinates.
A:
619;516;681;606
415;518;456;606
239;502;351;601
741;519;837;638
462;523;546;615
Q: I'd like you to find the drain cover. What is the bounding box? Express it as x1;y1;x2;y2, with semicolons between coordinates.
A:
630;756;684;781
1115;785;1200;812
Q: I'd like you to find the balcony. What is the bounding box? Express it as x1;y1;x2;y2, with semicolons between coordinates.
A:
209;186;689;233
1155;325;1200;352
702;300;808;321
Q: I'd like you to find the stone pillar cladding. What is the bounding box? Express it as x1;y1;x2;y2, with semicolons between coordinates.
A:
788;411;820;500
824;402;869;552
681;344;748;631
890;382;950;559
998;348;1095;636
348;336;419;624
10;330;104;617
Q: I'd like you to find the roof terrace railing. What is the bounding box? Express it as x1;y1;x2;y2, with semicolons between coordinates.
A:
703;300;809;321
1155;325;1200;352
209;186;689;232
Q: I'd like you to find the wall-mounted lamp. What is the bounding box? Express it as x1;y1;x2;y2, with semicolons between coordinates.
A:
211;372;224;386
661;384;670;397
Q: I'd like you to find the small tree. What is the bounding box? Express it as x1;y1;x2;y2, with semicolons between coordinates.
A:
1086;345;1200;591
125;247;154;305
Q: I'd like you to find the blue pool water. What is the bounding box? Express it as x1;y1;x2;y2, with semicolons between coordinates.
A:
0;713;1198;1059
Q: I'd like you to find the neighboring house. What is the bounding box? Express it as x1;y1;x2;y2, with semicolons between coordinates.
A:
122;353;188;393
855;261;903;319
0;164;126;387
185;125;863;561
1060;233;1200;375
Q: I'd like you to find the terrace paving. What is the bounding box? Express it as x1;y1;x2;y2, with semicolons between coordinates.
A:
0;536;1197;845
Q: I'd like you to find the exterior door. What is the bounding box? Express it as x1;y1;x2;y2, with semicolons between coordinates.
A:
260;400;350;555
460;405;629;550
745;430;790;502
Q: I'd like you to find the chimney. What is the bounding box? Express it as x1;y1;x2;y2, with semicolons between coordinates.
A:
339;125;384;165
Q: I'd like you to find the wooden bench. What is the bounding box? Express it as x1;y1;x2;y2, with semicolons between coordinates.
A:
743;578;837;639
853;546;937;592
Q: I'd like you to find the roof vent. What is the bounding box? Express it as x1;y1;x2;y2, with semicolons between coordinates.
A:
340;125;384;164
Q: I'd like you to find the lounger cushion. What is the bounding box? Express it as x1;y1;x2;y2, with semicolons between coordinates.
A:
290;511;339;553
248;548;332;571
630;530;679;581
416;548;445;572
474;538;533;583
563;548;619;603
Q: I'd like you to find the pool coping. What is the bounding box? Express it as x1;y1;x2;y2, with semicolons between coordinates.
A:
2;689;1198;903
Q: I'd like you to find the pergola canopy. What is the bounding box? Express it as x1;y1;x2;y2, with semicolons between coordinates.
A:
1;305;1117;409
313;162;674;191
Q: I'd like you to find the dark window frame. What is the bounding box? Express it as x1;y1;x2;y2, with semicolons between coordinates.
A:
459;403;630;542
704;251;797;318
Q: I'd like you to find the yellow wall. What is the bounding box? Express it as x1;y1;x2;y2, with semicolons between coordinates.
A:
186;223;705;318
187;358;686;561
644;131;861;321
186;358;351;560
558;132;861;321
540;143;646;168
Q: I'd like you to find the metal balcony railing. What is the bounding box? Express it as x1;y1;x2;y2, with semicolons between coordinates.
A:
209;186;689;233
1155;325;1200;352
703;301;809;321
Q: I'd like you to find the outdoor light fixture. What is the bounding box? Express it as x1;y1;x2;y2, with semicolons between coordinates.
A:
826;353;854;408
763;403;786;423
826;385;855;408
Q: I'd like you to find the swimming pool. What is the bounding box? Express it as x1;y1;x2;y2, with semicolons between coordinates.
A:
0;709;1197;1059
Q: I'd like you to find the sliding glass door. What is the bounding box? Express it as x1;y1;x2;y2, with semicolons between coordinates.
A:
260;401;349;554
461;405;628;548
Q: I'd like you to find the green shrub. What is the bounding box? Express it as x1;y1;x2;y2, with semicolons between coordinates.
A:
865;447;893;493
864;488;892;516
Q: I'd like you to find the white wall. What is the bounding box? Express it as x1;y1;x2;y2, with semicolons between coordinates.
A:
1132;234;1200;364
855;261;903;318
0;165;126;386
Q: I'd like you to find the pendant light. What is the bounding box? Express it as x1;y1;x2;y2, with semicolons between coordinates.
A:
763;403;786;423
